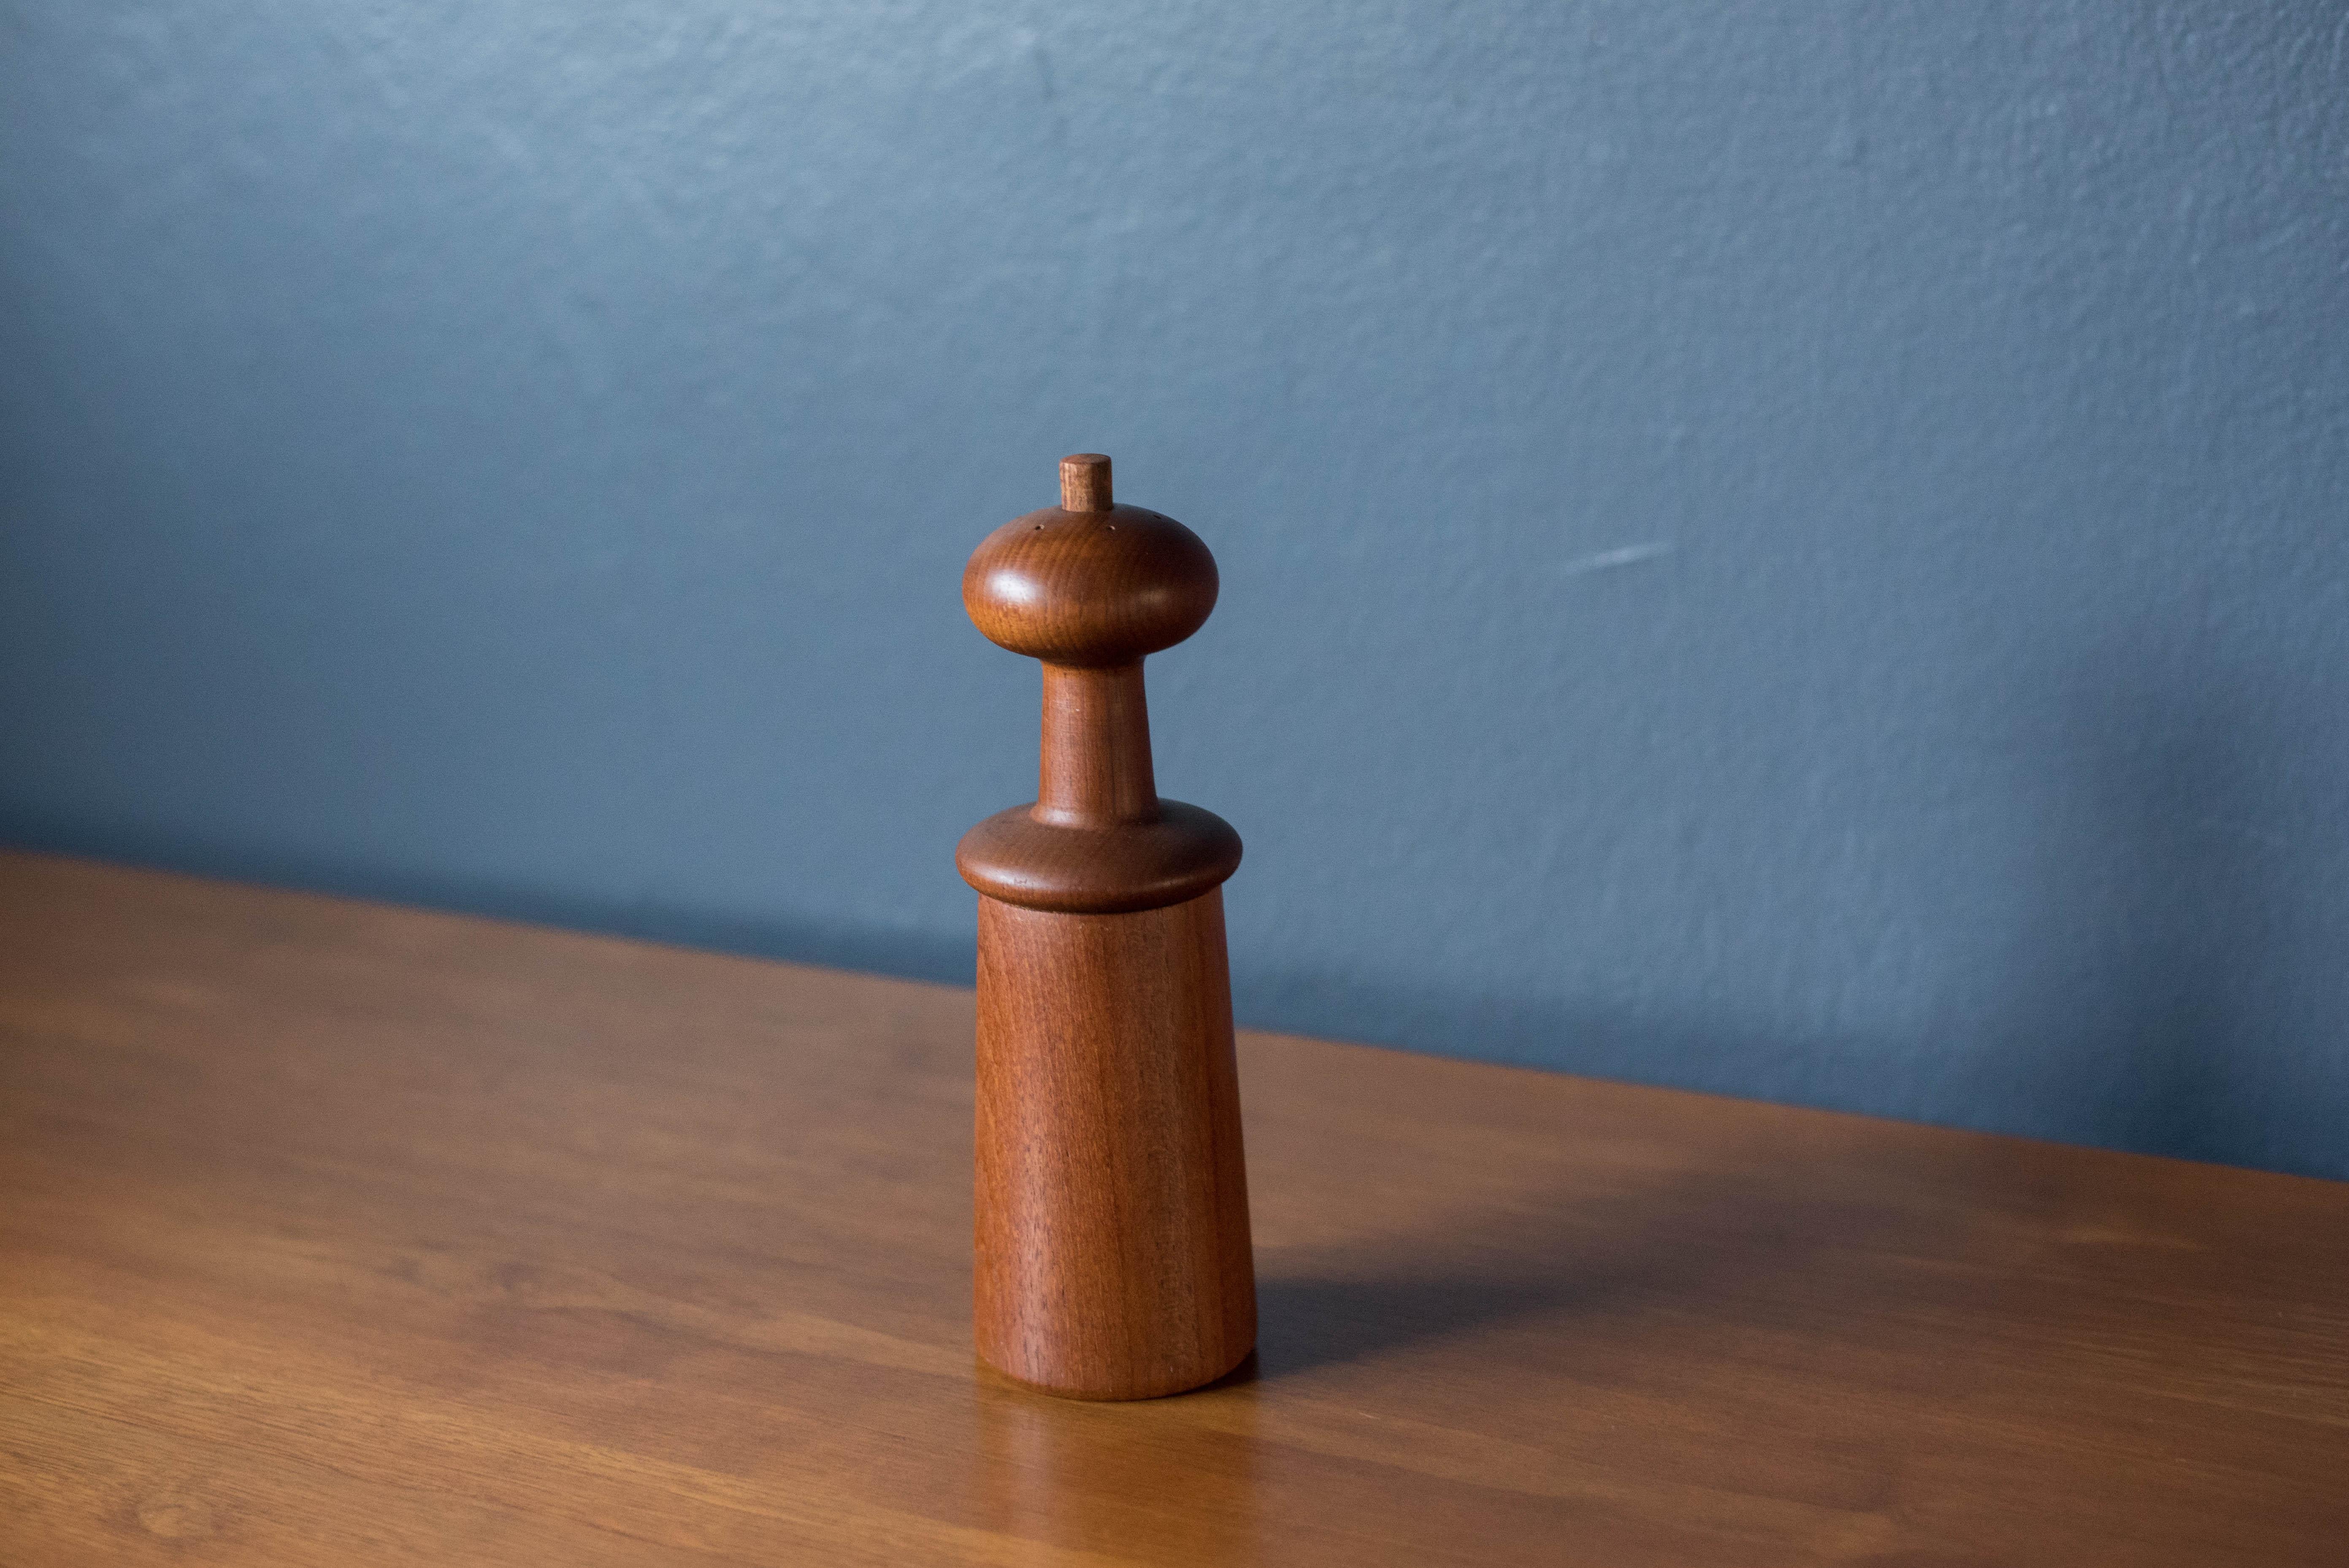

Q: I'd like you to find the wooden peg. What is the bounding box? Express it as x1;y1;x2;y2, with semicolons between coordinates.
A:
957;455;1255;1400
1059;451;1113;513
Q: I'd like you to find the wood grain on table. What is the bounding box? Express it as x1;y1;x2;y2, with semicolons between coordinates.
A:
0;852;2342;1566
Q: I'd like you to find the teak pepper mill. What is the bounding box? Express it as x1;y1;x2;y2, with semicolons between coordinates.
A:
957;453;1255;1400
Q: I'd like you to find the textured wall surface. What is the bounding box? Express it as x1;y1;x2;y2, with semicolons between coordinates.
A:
5;3;2345;1176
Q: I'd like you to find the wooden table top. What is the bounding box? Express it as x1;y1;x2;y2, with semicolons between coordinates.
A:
2;852;2344;1566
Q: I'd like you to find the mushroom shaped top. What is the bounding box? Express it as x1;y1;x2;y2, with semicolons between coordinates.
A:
961;456;1218;666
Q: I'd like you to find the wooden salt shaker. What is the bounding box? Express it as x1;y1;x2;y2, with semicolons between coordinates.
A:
957;454;1256;1400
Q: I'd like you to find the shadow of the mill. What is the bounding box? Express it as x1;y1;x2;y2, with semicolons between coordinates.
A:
1246;1138;1917;1382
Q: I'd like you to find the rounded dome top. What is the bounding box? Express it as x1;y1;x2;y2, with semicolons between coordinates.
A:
962;458;1218;665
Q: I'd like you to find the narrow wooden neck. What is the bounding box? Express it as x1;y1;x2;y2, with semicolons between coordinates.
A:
1035;662;1159;827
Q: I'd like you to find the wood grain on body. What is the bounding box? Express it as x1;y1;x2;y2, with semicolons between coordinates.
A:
1;850;2345;1565
975;892;1253;1400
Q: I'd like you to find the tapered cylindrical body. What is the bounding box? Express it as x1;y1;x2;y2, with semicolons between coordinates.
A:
957;454;1255;1400
974;893;1253;1398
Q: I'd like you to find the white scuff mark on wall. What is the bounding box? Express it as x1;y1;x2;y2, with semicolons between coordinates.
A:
1556;542;1674;577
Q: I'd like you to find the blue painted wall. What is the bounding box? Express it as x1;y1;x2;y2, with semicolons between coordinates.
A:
5;3;2345;1176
